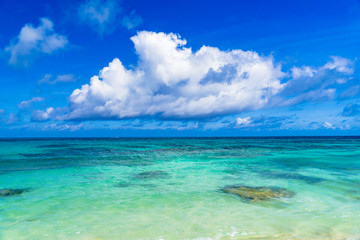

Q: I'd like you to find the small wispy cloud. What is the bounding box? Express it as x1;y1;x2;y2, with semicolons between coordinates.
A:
342;103;360;117
5;18;68;66
121;10;143;30
6;113;18;125
322;121;335;129
16;122;83;132
38;74;76;85
307;121;346;130
78;0;120;34
77;0;143;34
339;85;360;99
234;115;293;130
18;97;45;109
275;56;354;106
43;123;83;131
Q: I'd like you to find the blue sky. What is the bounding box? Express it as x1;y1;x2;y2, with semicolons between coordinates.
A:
1;0;360;137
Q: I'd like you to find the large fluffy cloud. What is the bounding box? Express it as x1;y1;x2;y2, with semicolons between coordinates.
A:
67;31;354;121
5;18;67;65
68;31;285;119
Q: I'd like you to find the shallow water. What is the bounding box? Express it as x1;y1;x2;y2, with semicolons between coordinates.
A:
0;137;359;239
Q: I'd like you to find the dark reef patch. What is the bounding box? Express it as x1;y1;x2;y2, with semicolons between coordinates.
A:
0;188;30;197
260;171;325;184
114;182;132;188
9;146;155;173
36;144;74;148
221;185;294;201
20;153;58;158
133;170;170;180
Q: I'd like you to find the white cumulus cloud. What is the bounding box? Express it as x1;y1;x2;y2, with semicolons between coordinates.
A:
5;18;67;66
236;117;252;127
61;31;354;122
68;31;285;120
323;56;354;75
31;107;55;122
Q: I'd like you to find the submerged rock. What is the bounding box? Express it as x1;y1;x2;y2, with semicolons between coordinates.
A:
0;188;29;197
221;185;294;201
133;170;170;179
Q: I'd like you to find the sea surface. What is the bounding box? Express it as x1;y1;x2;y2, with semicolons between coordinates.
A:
0;137;359;240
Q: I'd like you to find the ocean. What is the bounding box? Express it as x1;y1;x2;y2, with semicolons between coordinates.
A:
0;137;359;239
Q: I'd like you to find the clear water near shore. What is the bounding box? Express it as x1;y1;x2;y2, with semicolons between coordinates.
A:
0;137;359;239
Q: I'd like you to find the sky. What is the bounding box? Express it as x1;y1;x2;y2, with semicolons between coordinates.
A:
0;0;360;137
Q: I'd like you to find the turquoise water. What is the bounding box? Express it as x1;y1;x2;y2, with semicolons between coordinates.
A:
0;137;359;240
